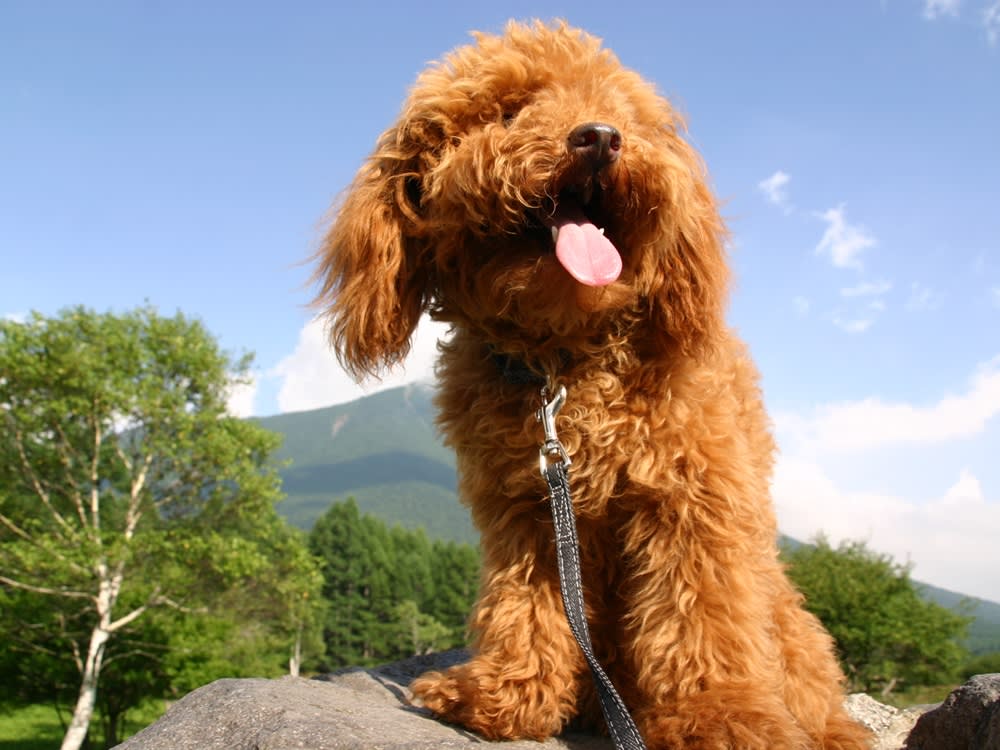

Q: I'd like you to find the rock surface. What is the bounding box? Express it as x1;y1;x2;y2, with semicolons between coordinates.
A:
114;650;610;750
113;651;999;750
904;673;1000;749
844;693;932;750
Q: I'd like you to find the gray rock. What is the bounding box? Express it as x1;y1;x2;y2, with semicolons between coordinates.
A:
845;692;901;736
113;650;611;749
905;673;1000;750
115;652;998;750
843;693;933;749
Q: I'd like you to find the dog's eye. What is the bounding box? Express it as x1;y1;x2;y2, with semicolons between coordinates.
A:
502;112;516;128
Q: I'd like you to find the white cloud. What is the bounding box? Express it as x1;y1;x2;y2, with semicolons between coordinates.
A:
758;170;791;211
905;282;942;311
815;206;876;271
3;312;27;323
773;458;1000;602
831;313;873;334
840;280;892;298
772;355;1000;601
941;467;983;506
226;375;258;418
273;315;450;412
986;1;1000;45
832;281;891;330
775;356;1000;454
923;0;960;19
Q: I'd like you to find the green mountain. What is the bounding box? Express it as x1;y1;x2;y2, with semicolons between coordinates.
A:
919;582;1000;655
254;384;471;543
256;384;1000;653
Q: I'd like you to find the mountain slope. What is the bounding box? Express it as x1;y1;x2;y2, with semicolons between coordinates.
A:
920;582;1000;654
254;384;472;542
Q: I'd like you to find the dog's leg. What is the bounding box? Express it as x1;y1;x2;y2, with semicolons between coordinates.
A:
615;503;822;750
410;523;584;740
771;584;872;749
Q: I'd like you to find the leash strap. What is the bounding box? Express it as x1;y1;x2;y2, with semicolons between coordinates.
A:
538;388;647;750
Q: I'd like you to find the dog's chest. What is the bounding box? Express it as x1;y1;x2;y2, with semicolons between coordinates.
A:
443;371;674;513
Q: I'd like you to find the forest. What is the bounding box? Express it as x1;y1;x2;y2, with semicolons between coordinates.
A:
307;497;479;669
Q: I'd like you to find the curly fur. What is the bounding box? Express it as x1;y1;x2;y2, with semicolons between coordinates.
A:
313;20;870;750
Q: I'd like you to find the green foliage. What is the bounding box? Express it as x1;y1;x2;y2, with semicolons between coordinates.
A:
0;306;323;748
917;582;1000;655
426;539;480;634
962;651;1000;679
784;536;971;695
308;498;479;668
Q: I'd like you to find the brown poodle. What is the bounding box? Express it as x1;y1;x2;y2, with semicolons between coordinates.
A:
313;20;869;750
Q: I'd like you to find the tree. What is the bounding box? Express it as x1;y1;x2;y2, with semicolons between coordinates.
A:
0;306;322;750
962;651;1000;679
783;537;971;695
309;498;378;666
427;538;479;638
387;525;435;613
391;599;453;656
308;499;479;668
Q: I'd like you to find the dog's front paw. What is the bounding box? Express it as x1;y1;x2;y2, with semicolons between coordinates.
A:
410;668;464;721
410;662;571;741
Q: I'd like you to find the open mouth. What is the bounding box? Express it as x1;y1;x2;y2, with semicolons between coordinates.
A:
540;186;622;287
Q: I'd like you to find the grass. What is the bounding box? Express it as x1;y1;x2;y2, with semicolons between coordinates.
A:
880;683;956;709
0;703;64;750
116;701;167;743
0;701;167;750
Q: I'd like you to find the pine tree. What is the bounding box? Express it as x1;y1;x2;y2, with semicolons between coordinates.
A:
308;499;480;667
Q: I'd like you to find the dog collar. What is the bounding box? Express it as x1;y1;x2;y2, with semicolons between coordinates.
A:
490;346;573;386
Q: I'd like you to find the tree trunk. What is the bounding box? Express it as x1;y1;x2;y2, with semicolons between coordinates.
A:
104;707;121;749
61;625;110;750
880;676;899;698
289;624;302;678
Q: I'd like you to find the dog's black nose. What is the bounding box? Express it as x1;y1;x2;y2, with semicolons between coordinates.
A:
568;122;622;168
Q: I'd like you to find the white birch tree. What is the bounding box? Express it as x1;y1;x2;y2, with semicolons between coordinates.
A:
0;306;313;750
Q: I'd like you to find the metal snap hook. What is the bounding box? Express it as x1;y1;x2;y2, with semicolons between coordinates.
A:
537;384;572;476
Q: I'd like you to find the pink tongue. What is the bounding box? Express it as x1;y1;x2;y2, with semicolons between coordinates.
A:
554;220;622;287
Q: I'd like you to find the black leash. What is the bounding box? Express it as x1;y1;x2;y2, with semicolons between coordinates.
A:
537;386;647;750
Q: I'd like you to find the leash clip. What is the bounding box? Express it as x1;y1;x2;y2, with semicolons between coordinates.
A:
537;385;572;476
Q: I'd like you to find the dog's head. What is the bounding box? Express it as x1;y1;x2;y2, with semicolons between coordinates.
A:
313;20;729;378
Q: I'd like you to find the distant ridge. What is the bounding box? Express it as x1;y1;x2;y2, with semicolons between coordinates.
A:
255;385;1000;652
254;384;471;543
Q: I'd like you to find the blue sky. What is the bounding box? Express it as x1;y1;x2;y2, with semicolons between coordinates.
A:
3;2;999;601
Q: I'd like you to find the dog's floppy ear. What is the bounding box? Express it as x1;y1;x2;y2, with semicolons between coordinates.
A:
312;126;432;380
647;158;730;359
